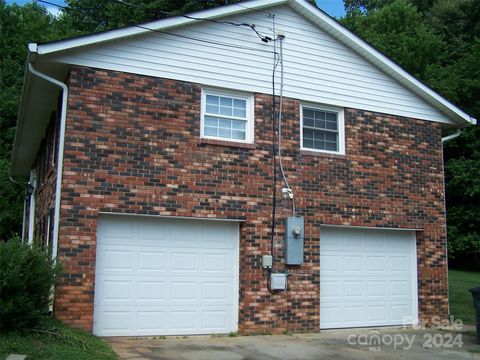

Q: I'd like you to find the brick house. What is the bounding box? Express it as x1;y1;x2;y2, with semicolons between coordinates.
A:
11;0;476;336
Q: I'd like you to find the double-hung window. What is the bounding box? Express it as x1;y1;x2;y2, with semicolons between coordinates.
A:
301;105;345;154
201;89;253;143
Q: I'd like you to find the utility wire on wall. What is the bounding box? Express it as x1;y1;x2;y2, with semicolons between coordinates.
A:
277;35;296;216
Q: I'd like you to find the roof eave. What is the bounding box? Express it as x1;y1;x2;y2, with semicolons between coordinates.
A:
287;0;475;128
35;0;288;55
10;50;35;177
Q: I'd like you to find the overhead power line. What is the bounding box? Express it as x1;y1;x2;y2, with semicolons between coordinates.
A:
35;0;278;54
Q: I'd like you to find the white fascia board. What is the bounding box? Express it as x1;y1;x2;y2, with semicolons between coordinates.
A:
10;55;34;176
288;0;476;127
34;0;287;55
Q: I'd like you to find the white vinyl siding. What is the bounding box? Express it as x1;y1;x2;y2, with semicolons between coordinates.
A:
201;89;253;143
52;6;452;124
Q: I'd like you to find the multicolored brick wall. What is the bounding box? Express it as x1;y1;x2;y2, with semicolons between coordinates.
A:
51;65;448;333
29;113;59;248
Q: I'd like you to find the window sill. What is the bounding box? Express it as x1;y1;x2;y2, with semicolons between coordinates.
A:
199;138;256;149
300;149;346;159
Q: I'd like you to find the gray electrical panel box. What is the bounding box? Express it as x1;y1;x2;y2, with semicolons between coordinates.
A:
284;216;304;265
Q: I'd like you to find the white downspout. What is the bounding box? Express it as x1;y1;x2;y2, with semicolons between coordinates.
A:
27;170;36;244
27;63;68;262
441;129;461;144
21;196;27;242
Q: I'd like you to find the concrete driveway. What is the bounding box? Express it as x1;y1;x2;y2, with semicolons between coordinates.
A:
107;327;480;360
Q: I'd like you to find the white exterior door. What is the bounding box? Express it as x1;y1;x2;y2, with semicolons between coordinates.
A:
320;227;418;329
93;215;239;336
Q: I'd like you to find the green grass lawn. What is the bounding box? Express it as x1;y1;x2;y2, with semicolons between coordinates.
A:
0;318;117;360
449;269;480;325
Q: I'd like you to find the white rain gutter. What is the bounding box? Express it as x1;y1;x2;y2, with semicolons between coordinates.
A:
441;129;461;144
27;62;68;262
27;170;36;244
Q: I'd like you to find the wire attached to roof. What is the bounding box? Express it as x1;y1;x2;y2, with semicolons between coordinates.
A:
35;0;279;54
106;0;278;43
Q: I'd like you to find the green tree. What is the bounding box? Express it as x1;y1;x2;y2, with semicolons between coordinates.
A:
0;1;75;239
63;0;244;33
341;0;445;78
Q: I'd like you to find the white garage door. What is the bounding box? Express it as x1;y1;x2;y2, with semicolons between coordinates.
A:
93;215;239;336
320;226;418;329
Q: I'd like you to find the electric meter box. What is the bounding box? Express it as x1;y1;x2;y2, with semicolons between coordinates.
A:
270;273;287;291
284;216;304;265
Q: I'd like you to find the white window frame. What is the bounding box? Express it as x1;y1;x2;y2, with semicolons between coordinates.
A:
300;103;345;155
201;88;254;144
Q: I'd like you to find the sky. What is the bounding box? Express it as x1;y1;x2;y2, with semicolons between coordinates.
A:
6;0;347;18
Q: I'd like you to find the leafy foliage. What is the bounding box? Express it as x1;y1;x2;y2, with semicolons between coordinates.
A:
0;317;117;359
0;237;62;332
0;1;77;239
342;0;444;78
63;0;244;33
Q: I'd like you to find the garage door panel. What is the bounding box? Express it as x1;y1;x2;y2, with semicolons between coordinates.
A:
202;253;228;272
99;220;134;241
320;254;340;272
202;281;230;301
366;256;386;271
366;305;386;321
98;248;133;272
136;311;166;332
99;311;132;335
138;251;168;272
320;280;342;299
390;280;409;297
202;310;229;330
344;306;364;323
95;280;134;306
171;252;197;272
344;280;363;298
94;216;238;336
389;255;410;272
344;255;363;272
367;280;387;298
170;310;197;330
137;281;166;302
320;227;417;329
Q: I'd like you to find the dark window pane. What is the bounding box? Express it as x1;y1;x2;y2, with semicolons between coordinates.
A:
314;111;326;121
326;121;337;130
314;140;325;149
303;108;314;118
314;119;326;129
303;128;314;139
304;117;314;127
326;112;337;121
313;129;326;141
325;132;337;142
303;139;314;148
325;141;337;151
